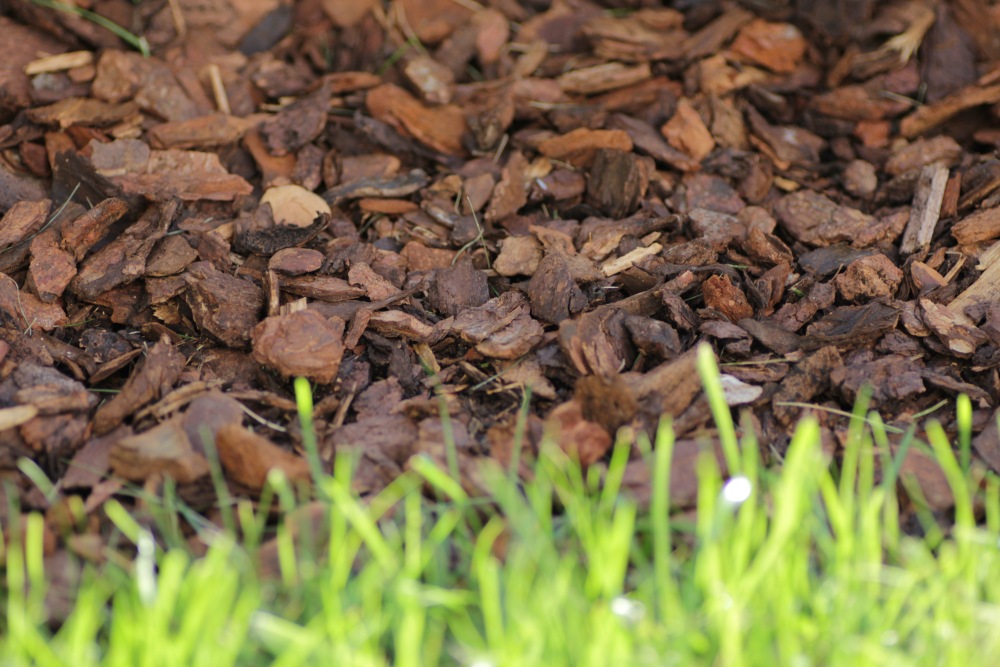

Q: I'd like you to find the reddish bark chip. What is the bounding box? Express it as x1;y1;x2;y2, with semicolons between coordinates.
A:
366;84;467;156
93;337;186;435
427;258;489;317
184;262;265;348
702;274;754;322
661;99;715;162
216;423;311;490
453;291;544;359
834;254;904;302
775;190;876;247
268;248;324;275
730;19;806;73
261;84;331;156
252;309;345;384
544;399;613;466
537;128;633;168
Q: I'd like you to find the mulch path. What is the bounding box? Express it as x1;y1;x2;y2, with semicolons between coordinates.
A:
3;0;1000;572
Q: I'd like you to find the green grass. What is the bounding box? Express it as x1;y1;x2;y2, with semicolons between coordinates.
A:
3;343;1000;665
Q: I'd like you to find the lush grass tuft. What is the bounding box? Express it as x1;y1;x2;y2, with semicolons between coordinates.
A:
3;343;1000;665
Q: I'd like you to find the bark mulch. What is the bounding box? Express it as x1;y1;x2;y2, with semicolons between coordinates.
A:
3;0;1000;579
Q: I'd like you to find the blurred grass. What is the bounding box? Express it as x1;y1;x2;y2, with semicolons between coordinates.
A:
2;343;1000;666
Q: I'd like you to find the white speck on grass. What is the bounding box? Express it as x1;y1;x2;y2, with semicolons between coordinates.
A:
611;595;646;622
722;476;752;504
469;661;494;667
136;529;157;607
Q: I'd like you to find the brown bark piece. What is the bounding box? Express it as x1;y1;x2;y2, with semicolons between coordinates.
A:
108;149;253;202
544;399;612;466
427;258;489;317
730;19;806;73
898;446;954;511
743;227;794;266
366;84;467;156
689;208;745;251
557;62;652;96
0;273;69;331
399;241;455;271
0;162;47;215
95;51;201;121
682;5;753;60
109;418;209;484
834;254;904;302
973;406;1000;474
746;106;825;168
261;84;330;156
608;113;701;172
702;274;754;322
485;151;528;223
27;97;139;128
661;99;715;163
910;261;948;294
145;235;198;277
148;113;263;150
403;55;455;105
842;160;878;198
182;391;244;453
281;275;366;302
398;0;473;44
320;0;378;28
773;346;843;425
806;301;900;349
775;190;877;247
62;426;124;490
268;248;324;275
582;10;685;62
901;83;1000;138
244;129;296;188
367;310;442;343
216;424;311;490
885;136;962;176
234;204;328;257
348;262;402;302
625;315;681;360
330;414;417;466
494;236;543;277
323;169;430;205
527;252;587;325
93;337;186;435
0;200;50;249
184;262;265;348
453;291;544;360
69;200;176;302
919;298;988;357
586;149;651;218
28;229;76;301
475;309;544;360
627;348;701;417
831;354;925;407
811;84;910;121
537;128;633;168
952;206;1000;245
252;309;345;384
